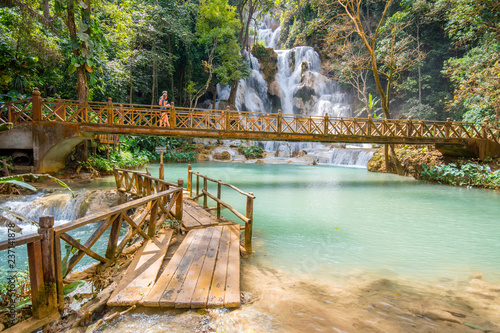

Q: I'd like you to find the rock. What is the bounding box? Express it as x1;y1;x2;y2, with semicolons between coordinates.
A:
255;160;265;164
471;272;483;279
197;153;209;161
213;151;231;160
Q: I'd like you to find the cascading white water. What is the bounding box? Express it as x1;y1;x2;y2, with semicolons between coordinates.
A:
0;189;128;237
229;16;374;166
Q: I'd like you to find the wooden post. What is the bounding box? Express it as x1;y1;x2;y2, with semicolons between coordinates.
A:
170;102;175;128
323;113;329;135
367;115;372;136
148;199;158;237
406;116;413;137
7;103;12;123
105;213;123;259
445;118;451;138
245;193;254;253
217;181;222;221
196;174;200;198
32;88;42;121
175;178;184;221
482;118;489;139
38;216;57;313
277;110;282;135
225;106;231;131
53;233;64;310
107;97;113;125
187;164;192;197
27;239;44;318
203;177;208;208
159;152;164;180
55;98;65;121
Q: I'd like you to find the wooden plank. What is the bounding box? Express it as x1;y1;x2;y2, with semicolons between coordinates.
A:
190;226;223;308
107;229;173;306
182;209;202;228
207;226;231;308
142;228;199;307
224;227;241;307
157;229;207;307
3;311;60;333
174;228;216;308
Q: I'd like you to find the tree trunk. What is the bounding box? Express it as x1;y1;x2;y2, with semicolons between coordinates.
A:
67;0;90;101
151;57;157;105
129;59;133;104
228;79;239;108
42;0;50;20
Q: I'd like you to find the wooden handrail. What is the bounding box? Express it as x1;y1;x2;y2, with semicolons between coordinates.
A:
3;94;499;147
187;164;254;252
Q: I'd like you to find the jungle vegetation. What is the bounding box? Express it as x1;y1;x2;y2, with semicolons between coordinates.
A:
1;0;498;124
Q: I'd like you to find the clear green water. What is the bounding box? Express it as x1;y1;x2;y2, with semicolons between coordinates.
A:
3;162;500;285
140;162;500;284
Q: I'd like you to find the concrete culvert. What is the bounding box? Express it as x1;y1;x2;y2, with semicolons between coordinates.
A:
12;151;31;166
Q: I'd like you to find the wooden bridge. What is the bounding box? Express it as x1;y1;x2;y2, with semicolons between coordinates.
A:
1;89;500;172
0;166;254;332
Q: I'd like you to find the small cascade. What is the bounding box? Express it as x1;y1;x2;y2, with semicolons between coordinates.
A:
0;189;128;236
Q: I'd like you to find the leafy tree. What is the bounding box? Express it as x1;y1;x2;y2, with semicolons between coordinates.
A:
439;0;500;125
317;0;424;119
195;0;248;108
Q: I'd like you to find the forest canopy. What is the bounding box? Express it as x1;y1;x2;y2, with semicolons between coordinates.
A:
1;0;498;123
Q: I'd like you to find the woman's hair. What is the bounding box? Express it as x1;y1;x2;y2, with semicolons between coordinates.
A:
162;91;168;95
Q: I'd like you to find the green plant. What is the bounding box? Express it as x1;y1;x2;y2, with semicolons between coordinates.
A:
237;145;264;159
421;163;500;189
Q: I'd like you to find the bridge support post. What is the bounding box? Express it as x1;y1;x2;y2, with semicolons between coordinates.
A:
36;216;58;316
225;106;231;131
277;110;282;135
323;113;329;135
406;116;413;137
245;193;254;253
445;118;451;138
32;88;42;121
107;97;113;126
170;102;175;129
187;164;192;197
367;115;372;136
482;118;489;139
176;178;184;221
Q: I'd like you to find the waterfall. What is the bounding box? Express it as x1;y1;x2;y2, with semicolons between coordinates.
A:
215;15;373;167
0;189;128;236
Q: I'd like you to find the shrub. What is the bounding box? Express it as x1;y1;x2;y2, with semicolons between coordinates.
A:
238;145;264;159
421;163;500;189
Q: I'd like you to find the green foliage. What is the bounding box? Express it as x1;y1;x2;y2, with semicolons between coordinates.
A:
164;151;197;163
82;151;149;173
238;145;264;159
421;163;500;189
0;267;30;311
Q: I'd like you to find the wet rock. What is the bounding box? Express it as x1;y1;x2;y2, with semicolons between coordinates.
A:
213;151;231;160
197;153;209;161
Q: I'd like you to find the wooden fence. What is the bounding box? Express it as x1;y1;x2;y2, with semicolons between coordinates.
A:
1;89;499;145
0;169;183;331
186;165;254;253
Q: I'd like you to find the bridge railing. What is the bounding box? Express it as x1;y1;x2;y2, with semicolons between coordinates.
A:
0;169;183;331
1;88;499;144
186;165;254;253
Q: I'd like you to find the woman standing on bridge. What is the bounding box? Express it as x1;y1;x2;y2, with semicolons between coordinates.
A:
159;91;170;127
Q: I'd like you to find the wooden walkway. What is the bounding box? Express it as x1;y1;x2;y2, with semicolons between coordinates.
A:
182;199;220;229
107;200;241;309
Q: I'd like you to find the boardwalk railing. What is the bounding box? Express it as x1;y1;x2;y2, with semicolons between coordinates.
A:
0;169;183;331
1;89;499;145
186;165;254;253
